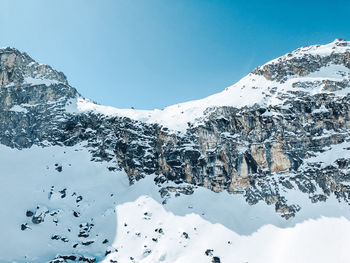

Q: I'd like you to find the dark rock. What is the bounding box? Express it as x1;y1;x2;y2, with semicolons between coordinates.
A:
73;211;80;217
26;210;33;217
155;228;164;234
82;241;94;246
32;216;44;224
182;232;189;239
59;188;67;198
21;223;29;231
76;195;83;203
78;256;96;263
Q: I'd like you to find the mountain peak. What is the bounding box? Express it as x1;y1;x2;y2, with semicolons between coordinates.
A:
0;47;78;114
333;37;348;45
252;39;350;83
0;47;68;88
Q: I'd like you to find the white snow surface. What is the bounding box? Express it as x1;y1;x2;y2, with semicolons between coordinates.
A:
104;196;350;263
23;76;60;86
9;104;28;113
303;140;350;168
1;144;350;263
66;39;350;131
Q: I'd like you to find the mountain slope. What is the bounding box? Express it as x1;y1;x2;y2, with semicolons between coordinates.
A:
1;39;350;262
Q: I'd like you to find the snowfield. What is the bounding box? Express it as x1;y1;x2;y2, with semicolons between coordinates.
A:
1;144;350;263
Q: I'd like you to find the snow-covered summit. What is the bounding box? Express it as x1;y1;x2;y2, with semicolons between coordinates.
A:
263;38;350;66
253;38;350;82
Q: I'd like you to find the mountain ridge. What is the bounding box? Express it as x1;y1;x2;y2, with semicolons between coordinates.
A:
44;38;350;131
2;38;350;131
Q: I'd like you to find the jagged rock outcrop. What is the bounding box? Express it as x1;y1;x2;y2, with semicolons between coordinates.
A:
0;47;67;87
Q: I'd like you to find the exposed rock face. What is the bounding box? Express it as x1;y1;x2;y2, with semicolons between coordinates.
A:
1;40;350;222
0;48;77;148
112;93;350;218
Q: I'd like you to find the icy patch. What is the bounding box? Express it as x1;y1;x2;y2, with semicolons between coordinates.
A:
303;141;350;168
305;64;350;79
9;105;28;113
312;105;329;114
23;76;60;86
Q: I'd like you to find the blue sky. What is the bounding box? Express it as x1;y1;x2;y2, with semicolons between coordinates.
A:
1;0;349;109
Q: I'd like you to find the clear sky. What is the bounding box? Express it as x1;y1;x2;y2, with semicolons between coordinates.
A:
1;0;350;109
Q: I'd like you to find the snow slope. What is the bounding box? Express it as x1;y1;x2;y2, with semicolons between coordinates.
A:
105;196;350;263
1;144;350;263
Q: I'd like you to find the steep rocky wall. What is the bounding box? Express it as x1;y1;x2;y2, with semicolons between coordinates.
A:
92;92;350;218
2;84;350;218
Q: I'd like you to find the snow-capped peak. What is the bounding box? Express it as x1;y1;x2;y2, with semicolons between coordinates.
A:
0;47;68;88
263;38;350;67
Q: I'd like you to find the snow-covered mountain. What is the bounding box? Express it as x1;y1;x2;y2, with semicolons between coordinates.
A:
1;39;350;263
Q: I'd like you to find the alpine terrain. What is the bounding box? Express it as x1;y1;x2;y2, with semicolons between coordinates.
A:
1;39;350;263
